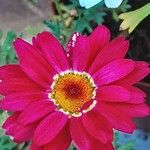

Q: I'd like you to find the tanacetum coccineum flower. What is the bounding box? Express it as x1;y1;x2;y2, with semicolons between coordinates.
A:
0;25;150;150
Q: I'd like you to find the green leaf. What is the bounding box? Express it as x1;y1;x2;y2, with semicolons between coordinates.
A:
0;31;17;65
73;3;106;33
43;20;61;38
44;0;106;45
118;0;131;13
0;136;16;150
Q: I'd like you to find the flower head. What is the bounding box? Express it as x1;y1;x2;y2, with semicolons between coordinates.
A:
79;0;123;9
0;25;150;150
119;3;150;33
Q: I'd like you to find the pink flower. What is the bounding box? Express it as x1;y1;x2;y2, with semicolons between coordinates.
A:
0;25;150;150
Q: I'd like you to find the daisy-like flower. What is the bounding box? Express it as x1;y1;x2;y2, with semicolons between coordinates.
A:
79;0;123;9
0;25;150;150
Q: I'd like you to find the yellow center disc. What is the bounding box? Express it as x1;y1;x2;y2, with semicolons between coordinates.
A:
49;71;96;117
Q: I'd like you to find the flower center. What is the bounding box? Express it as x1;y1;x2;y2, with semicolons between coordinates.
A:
49;71;96;117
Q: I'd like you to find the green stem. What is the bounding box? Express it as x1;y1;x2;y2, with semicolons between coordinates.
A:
54;0;66;28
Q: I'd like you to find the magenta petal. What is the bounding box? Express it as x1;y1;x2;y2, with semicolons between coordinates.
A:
106;103;150;118
18;100;55;125
44;123;71;150
97;85;146;104
3;113;37;143
82;110;113;143
87;25;110;68
72;35;90;71
13;38;56;89
70;118;94;150
91;141;114;150
97;85;130;102
89;25;110;54
93;59;135;86
33;111;68;145
68;26;110;72
13;122;37;143
0;65;44;95
3;113;20;132
126;86;146;104
70;118;114;150
32;37;43;55
35;32;69;72
114;61;150;86
89;37;129;74
96;102;136;133
0;92;47;111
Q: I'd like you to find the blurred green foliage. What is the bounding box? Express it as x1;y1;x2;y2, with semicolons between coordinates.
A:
0;136;16;150
44;0;130;45
0;31;17;65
